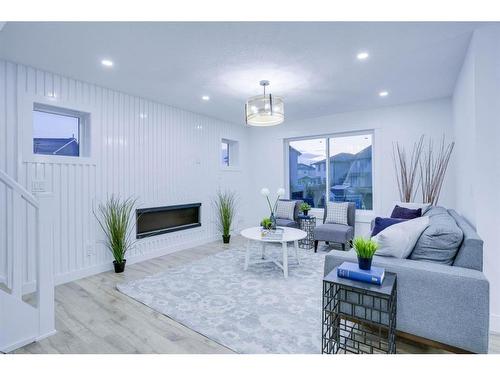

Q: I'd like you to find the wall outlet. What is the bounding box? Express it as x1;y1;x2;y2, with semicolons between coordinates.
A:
85;244;94;257
31;180;46;193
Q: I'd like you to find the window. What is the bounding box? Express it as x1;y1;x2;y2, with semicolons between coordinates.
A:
221;141;230;167
221;138;239;168
288;133;373;210
33;104;89;157
288;138;327;208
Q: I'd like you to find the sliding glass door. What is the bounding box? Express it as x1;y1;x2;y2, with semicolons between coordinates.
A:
288;133;373;210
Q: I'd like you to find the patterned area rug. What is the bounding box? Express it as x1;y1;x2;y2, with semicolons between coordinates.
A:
117;242;326;353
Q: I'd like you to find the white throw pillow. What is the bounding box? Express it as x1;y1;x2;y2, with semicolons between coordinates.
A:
275;200;296;220
325;202;349;225
372;216;430;258
393;201;432;215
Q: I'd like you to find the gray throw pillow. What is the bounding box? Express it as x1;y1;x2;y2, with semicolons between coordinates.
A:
325;202;349;225
275;200;296;221
409;206;463;265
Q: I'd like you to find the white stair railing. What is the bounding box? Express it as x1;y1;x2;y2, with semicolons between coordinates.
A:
0;168;55;352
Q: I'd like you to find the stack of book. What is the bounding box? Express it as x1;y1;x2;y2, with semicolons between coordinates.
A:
261;228;284;240
337;261;385;285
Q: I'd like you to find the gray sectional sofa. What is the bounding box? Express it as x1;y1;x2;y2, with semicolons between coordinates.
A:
324;207;490;353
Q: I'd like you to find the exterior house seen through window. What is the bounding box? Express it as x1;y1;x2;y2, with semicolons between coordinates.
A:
288;133;373;210
33;107;82;157
221;141;230;167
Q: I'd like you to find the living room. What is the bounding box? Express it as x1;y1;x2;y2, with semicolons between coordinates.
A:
1;1;500;372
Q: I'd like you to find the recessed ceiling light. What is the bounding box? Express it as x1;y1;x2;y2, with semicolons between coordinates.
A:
357;51;369;60
379;91;389;97
101;59;114;67
202;95;210;101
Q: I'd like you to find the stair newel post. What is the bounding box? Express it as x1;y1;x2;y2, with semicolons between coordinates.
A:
36;193;55;338
11;193;23;299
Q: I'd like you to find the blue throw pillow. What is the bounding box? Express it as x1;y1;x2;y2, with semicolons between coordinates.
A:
391;205;422;219
371;217;407;237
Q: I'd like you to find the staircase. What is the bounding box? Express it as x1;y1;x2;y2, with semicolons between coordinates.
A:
0;169;55;353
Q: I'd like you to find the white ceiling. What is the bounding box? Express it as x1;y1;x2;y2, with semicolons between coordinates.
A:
0;22;486;124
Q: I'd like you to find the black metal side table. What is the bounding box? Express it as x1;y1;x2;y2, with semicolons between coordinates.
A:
322;268;397;354
298;215;316;249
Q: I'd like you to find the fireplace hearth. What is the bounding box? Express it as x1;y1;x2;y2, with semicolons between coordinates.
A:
136;203;201;239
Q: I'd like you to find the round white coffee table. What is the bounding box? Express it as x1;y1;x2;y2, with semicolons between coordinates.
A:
240;226;307;278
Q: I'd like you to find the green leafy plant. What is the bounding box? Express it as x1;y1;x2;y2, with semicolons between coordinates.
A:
352;236;379;259
94;196;136;264
213;190;237;237
299;202;311;213
260;217;272;229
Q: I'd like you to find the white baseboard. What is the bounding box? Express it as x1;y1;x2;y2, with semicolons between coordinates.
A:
19;233;224;293
53;234;220;286
491;314;500;334
36;329;57;342
1;335;37;354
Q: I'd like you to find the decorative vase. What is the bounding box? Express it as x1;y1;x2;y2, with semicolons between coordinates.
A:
113;259;126;273
222;234;231;244
357;256;372;271
302;210;309;217
270;213;277;230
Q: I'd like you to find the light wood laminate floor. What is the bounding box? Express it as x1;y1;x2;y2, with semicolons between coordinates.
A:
13;236;500;354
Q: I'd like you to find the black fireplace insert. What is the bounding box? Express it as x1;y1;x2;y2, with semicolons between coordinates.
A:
136;203;201;239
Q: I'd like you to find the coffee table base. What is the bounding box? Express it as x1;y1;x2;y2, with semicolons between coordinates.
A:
244;240;300;278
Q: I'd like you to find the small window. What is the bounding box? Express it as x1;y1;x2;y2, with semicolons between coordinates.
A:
221;138;239;168
221;141;230;167
33;104;88;157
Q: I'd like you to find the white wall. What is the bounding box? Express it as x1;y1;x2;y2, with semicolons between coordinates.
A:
0;59;251;287
247;98;456;236
453;24;500;333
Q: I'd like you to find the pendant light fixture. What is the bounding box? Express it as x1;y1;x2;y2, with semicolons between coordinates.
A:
245;80;284;126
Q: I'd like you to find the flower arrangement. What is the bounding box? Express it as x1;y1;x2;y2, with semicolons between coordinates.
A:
260;187;285;230
260;187;285;214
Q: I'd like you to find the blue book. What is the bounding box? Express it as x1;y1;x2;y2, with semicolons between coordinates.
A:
337;262;385;285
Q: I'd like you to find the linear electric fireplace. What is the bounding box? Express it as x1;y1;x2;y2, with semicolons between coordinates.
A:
136;203;201;239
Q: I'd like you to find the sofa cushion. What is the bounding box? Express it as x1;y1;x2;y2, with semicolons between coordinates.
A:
373;216;429;258
410;206;463;265
371;217;407;237
394;201;432;215
314;223;353;243
276;218;298;228
449;210;483;271
391;205;422;219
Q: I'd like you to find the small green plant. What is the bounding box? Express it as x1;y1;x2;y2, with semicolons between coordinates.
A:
299;202;311;213
260;217;272;229
352;236;379;259
213;190;237;238
94;196;136;264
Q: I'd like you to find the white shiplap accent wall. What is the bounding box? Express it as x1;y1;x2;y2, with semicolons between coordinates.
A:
0;59;250;287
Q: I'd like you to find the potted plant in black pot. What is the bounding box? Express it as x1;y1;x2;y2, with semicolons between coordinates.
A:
94;196;136;273
352;236;378;270
213;190;237;244
299;202;312;217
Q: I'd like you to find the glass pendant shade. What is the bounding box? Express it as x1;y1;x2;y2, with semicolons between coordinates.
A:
245;85;284;126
